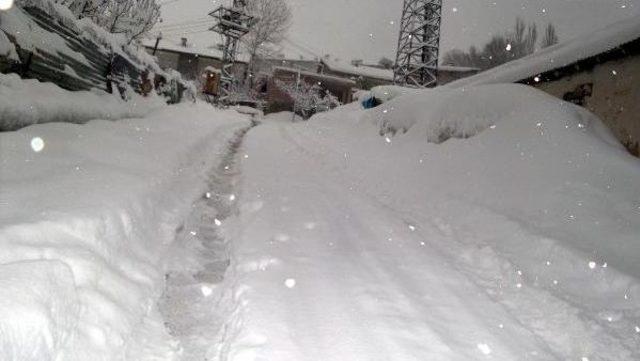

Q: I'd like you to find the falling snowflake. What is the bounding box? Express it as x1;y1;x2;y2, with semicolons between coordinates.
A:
30;137;45;152
477;343;492;355
201;285;213;297
285;278;296;288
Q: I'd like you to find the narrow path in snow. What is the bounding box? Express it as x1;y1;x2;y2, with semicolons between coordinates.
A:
158;123;254;361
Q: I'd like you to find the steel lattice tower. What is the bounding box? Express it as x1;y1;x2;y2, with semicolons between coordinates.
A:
209;0;254;102
394;0;442;88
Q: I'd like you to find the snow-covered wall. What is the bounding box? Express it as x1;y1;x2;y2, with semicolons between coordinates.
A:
0;0;187;116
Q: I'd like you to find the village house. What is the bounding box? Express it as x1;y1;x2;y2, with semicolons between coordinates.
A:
142;37;248;83
450;17;640;156
318;59;395;90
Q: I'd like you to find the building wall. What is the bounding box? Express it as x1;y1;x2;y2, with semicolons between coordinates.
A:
152;50;180;72
532;54;640;156
145;47;248;92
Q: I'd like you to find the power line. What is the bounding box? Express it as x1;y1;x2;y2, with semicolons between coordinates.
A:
159;29;212;38
283;37;321;59
155;19;213;31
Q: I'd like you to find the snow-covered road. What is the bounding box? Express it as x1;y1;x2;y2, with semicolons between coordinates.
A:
217;121;555;360
2;83;639;361
214;86;640;361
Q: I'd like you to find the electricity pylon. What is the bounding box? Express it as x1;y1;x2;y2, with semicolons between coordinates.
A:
393;0;442;88
209;0;254;102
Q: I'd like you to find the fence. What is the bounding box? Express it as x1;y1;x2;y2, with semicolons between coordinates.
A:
0;4;184;101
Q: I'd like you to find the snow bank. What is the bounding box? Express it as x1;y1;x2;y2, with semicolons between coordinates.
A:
364;84;620;145
0;103;252;361
218;83;640;360
368;85;421;104
0;73;166;130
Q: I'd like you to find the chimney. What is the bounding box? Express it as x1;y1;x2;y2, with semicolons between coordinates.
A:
181;38;188;47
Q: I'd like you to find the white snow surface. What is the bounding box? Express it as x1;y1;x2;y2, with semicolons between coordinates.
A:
0;103;252;361
448;15;640;87
214;83;640;360
0;73;165;130
2;79;640;361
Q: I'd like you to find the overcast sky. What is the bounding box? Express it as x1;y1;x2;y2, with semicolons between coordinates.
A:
156;0;639;63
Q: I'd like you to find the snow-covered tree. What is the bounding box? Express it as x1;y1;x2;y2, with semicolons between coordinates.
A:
275;79;340;119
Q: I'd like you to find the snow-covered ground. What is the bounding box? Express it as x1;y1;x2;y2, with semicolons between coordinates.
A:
0;73;167;131
214;84;640;361
1;81;640;361
0;103;251;360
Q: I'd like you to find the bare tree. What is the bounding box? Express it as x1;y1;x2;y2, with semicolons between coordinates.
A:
57;0;160;43
243;0;292;80
444;17;544;70
541;23;559;48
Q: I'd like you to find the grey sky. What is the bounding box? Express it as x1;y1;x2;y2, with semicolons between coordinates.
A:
156;0;639;63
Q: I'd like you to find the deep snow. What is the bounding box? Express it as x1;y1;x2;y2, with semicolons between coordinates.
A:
213;84;640;361
1;82;639;361
0;73;166;130
0;103;251;361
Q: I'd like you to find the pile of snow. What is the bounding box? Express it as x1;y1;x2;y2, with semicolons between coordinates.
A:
215;83;640;360
368;85;421;104
365;84;619;144
0;73;165;130
0;102;252;361
448;15;640;87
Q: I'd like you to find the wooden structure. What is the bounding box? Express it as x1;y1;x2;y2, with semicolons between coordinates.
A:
202;67;221;96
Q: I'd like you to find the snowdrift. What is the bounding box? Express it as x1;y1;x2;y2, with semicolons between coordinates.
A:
226;83;640;360
0;103;251;361
0;73;165;130
365;84;621;145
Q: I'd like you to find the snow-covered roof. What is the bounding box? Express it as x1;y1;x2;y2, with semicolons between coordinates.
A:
435;65;480;73
448;15;640;88
141;37;249;63
321;59;394;81
273;66;356;85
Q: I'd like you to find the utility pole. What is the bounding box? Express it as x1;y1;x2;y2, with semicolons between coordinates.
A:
394;0;442;88
209;0;254;104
